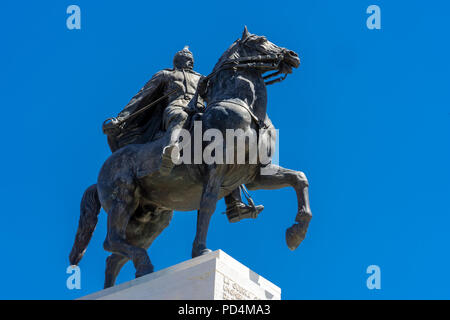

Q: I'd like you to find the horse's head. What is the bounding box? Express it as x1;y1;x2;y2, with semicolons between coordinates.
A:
237;26;300;84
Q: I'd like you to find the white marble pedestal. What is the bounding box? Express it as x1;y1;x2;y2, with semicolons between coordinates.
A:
79;250;281;300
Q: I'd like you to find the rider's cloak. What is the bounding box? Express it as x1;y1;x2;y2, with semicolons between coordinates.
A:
107;70;170;152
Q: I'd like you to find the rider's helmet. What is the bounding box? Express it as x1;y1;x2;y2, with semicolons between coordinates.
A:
173;46;194;70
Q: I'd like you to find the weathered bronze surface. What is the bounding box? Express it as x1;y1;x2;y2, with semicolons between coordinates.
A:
69;27;311;289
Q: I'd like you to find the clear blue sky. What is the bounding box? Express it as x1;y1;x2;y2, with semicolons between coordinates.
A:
0;0;449;299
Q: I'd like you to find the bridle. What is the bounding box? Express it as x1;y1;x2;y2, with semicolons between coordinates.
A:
202;38;290;88
240;37;291;85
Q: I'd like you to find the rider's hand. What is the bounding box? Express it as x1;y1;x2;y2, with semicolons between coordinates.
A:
102;118;121;135
195;103;206;113
117;111;130;122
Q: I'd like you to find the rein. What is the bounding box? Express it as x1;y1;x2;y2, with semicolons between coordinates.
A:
201;53;284;87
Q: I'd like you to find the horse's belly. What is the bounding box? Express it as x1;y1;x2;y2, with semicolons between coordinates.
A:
138;164;259;211
139;176;203;211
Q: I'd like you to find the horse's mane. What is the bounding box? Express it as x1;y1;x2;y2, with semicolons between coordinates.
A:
211;40;240;73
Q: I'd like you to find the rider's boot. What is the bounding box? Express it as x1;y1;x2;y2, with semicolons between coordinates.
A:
224;187;264;223
159;109;188;176
225;201;264;223
160;143;180;176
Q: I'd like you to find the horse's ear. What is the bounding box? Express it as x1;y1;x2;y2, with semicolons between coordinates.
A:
241;26;250;41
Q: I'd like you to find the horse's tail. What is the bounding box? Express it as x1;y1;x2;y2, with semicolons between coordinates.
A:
69;184;101;266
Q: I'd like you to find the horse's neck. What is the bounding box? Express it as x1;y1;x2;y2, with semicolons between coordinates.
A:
208;69;268;119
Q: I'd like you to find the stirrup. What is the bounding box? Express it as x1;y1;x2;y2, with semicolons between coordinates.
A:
223;202;264;223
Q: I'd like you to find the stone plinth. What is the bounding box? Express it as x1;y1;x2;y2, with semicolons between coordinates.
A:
79;250;281;300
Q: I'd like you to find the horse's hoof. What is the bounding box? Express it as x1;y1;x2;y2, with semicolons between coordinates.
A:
285;222;308;251
200;248;212;255
135;264;154;278
192;246;212;258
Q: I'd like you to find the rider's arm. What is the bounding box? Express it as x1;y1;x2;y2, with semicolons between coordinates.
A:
118;70;166;119
190;75;207;113
197;75;208;99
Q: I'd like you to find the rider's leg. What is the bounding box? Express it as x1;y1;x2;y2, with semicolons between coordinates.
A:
160;105;188;175
224;186;264;223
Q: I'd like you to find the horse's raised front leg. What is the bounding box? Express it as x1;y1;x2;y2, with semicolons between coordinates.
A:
246;164;312;250
103;184;154;279
192;165;224;258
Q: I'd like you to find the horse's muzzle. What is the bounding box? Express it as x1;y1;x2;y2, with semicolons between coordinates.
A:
284;50;300;69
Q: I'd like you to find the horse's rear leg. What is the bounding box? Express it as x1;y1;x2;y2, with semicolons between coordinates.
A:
104;253;129;288
103;189;154;278
192;165;224;258
103;209;173;288
246;164;312;250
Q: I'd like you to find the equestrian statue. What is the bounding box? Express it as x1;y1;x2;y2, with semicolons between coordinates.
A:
69;27;312;289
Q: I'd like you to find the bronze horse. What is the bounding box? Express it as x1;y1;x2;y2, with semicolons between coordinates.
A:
69;27;311;288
